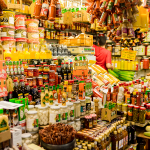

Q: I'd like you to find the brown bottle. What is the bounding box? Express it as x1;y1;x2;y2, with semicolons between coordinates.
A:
122;127;126;150
48;0;56;21
124;125;128;148
34;0;42;19
56;0;62;17
120;129;124;150
118;130;123;150
112;131;118;150
101;134;107;150
40;0;49;20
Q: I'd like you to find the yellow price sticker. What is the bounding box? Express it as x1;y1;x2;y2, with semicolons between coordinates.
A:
121;49;137;61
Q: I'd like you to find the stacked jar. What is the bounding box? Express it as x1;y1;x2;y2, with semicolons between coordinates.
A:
0;11;16;53
15;15;27;51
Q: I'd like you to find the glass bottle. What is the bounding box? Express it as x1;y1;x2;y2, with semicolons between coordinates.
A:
112;131;118;150
70;62;73;79
64;62;68;80
24;83;30;98
61;62;65;81
58;87;62;103
53;85;57;101
118;129;123;150
127;123;131;145
49;86;53;105
48;0;56;21
13;79;18;98
131;122;136;144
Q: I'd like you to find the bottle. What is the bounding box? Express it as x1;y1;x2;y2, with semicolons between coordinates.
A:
45;85;49;104
61;62;65;81
62;87;67;106
70;62;73;79
125;91;130;104
87;144;92;150
18;80;23;99
136;92;140;106
34;0;42;19
107;87;111;101
64;62;69;80
41;87;46;107
117;86;124;103
112;86;117;102
68;63;72;80
122;127;126;150
48;0;56;21
127;123;131;145
20;79;25;97
49;86;53;105
24;83;30;98
13;79;19;98
118;129;123;150
24;48;30;60
53;85;57;101
32;86;38;102
124;125;128;148
106;132;110;150
36;90;41;104
40;0;49;20
112;131;118;150
91;143;95;150
58;87;62;103
131;122;136;144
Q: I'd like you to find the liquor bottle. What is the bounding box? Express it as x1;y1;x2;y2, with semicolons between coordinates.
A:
64;62;68;80
61;62;65;81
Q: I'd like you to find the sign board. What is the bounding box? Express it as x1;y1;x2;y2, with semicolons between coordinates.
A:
121;49;137;60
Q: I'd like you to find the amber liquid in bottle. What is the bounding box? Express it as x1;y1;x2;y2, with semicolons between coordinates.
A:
122;127;126;150
118;130;123;150
101;135;107;150
112;131;118;150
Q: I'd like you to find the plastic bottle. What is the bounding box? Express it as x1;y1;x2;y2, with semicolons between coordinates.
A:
11;47;18;61
112;57;115;68
107;88;111;101
125;91;130;104
35;46;40;59
4;46;12;61
48;0;56;21
112;86;117;103
24;48;30;60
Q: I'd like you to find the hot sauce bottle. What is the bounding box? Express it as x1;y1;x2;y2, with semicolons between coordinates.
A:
107;87;111;101
40;0;49;20
48;0;56;21
34;0;42;19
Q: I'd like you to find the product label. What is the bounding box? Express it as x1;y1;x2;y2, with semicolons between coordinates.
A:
15;33;21;38
129;132;131;141
116;141;118;150
9;17;14;24
27;118;38;130
45;93;49;102
50;113;61;122
81;106;86;113
64;74;67;80
70;109;74;118
127;97;130;104
53;93;57;99
19;106;24;121
89;121;92;128
14;67;17;74
86;103;91;111
107;94;111;101
42;96;46;106
68;73;72;80
0;119;7;128
1;32;7;37
10;108;19;127
93;120;97;126
128;109;133;116
18;93;23;99
109;142;112;150
134;131;136;140
62;112;68;120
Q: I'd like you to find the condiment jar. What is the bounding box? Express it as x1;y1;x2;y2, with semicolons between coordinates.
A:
60;105;68;123
80;100;86;116
28;105;36;111
68;121;75;129
49;106;61;124
22;133;32;145
122;103;128;113
143;57;149;69
37;106;48;125
26;111;39;132
84;116;93;129
66;102;75;121
74;101;81;118
75;118;81;131
27;68;34;77
30;132;39;145
127;105;134;121
117;103;122;111
146;103;150;120
139;107;146;124
91;114;97;128
133;106;139;123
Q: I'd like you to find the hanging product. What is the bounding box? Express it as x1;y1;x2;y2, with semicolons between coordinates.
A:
40;0;49;20
34;0;42;19
48;0;56;21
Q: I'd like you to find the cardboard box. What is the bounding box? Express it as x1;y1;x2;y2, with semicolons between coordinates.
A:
0;129;11;143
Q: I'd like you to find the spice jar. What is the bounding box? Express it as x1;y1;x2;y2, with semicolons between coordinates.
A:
37;106;48;125
67;102;75;121
27;78;33;86
117;103;122;111
27;68;33;77
128;104;134;121
75;118;81;131
49;106;61;124
122;103;128;113
146;103;150;120
133;106;139;123
91;114;97;128
60;106;68;123
139;107;146;124
22;133;32;145
85;116;93;129
74;101;81;118
143;57;149;69
26;111;39;132
80;100;86;116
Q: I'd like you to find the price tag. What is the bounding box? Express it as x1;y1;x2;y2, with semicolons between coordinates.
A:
121;49;137;60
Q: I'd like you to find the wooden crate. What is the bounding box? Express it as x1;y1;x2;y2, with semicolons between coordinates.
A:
7;0;22;10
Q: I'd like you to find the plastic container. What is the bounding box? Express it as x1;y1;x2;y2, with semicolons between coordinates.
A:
38;27;44;39
15;15;26;27
1;37;16;49
28;105;36;111
143;57;149;69
22;133;32;145
75;118;81;131
27;32;39;43
26;111;39;132
15;27;27;39
26;19;39;32
1;26;15;38
37;106;48;126
139;107;146;124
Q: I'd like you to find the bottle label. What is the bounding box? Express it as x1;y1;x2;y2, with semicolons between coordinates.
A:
68;73;72;80
116;141;118;150
45;93;49;102
134;131;136;140
18;93;23;99
24;93;29;98
81;106;86;113
123;137;126;146
119;140;122;149
27;118;38;130
70;109;74;118
62;112;68;120
64;74;67;80
89;121;92;128
53;93;57;99
109;142;112;150
93;120;97;126
50;113;61;123
107;94;110;101
127;97;130;104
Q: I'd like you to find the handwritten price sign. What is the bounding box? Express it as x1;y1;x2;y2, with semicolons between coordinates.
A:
121;49;137;61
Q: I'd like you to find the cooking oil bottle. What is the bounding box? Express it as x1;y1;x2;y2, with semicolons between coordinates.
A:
35;45;40;59
18;44;24;60
24;48;30;60
39;45;46;59
4;46;12;61
11;47;18;61
120;58;124;70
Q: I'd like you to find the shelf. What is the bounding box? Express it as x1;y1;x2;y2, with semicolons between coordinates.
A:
137;132;150;139
127;120;149;127
3;9;31;15
45;39;59;42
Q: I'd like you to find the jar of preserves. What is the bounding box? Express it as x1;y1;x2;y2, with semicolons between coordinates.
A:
128;105;134;121
22;133;32;145
32;77;36;86
49;70;55;79
26;111;39;132
67;102;75;121
39;73;42;77
43;73;49;80
122;103;128;113
50;31;54;39
50;64;56;71
75;118;81;131
27;68;33;77
36;65;42;72
91;114;97;128
37;77;43;86
133;106;139;123
146;103;150;120
74;101;81;118
139;107;146;124
49;106;61;124
117;103;122;111
37;106;48;126
43;79;49;85
60;105;68;123
33;68;39;77
143;57;149;69
49;79;55;86
43;65;50;72
85;116;93;129
80;100;86;116
24;69;28;76
27;78;33;86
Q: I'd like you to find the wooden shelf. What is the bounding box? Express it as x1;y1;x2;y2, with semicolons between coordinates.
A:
137;132;150;139
127;120;149;127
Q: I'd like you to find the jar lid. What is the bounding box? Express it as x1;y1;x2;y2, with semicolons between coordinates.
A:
33;77;36;79
49;70;55;72
66;102;73;106
80;99;85;102
22;133;32;138
28;105;34;109
37;77;43;79
27;67;34;70
60;106;67;108
26;78;33;80
117;103;122;106
74;101;80;104
35;105;40;108
68;121;74;125
75;118;80;121
134;106;139;109
85;97;91;100
51;106;60;110
27;111;37;114
140;107;146;110
128;104;134;108
38;106;47;110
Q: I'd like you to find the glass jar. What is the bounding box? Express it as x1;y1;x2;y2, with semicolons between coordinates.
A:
133;106;139;123
146;103;150;120
75;118;81;131
43;65;50;72
26;111;39;132
117;103;122;111
143;57;149;69
33;77;36;86
49;70;55;79
91;114;97;128
50;64;56;72
30;132;39;145
139;107;146;124
74;101;81;118
85;116;93;129
80;100;86;116
60;105;68;123
28;105;36;111
43;73;49;80
33;68;39;77
22;133;32;145
80;118;85;129
138;45;145;56
24;69;27;76
37;77;43;86
49;106;61;124
37;106;48;126
68;121;75;129
35;105;40;111
122;103;128;112
127;104;134;121
85;97;91;114
67;102;75;121
27;68;34;77
37;65;42;72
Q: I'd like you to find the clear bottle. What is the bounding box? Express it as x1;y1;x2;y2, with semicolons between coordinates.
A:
41;87;46;107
